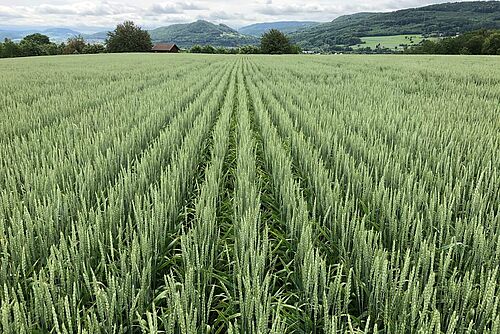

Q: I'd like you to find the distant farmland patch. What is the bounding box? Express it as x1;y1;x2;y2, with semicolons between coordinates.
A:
353;34;437;51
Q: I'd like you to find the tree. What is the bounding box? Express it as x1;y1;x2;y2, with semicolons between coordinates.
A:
290;44;302;54
19;40;42;56
22;33;50;45
215;47;227;54
190;45;203;53
83;43;106;54
41;43;61;55
201;45;216;54
482;32;500;55
260;29;296;54
106;21;152;53
19;33;52;56
464;35;485;54
64;35;87;54
190;45;218;54
238;45;261;54
459;46;471;55
1;38;20;58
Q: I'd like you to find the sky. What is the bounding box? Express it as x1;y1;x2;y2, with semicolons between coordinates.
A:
0;0;494;32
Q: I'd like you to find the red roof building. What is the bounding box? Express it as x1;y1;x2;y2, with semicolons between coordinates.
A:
152;43;180;53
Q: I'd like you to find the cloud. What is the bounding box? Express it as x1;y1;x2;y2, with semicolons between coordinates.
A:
146;2;205;16
203;10;243;21
0;5;25;19
254;2;400;17
180;2;205;10
145;13;194;25
256;4;323;16
149;3;183;14
37;2;136;16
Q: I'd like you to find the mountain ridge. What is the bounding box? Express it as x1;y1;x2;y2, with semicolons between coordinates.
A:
149;20;258;48
0;28;81;42
238;21;321;36
291;1;500;50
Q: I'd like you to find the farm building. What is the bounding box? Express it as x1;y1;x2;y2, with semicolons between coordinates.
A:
152;43;180;53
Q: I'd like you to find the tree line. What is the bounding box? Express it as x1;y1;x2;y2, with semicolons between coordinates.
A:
0;34;106;58
407;29;500;55
0;21;151;59
1;23;301;59
190;29;301;54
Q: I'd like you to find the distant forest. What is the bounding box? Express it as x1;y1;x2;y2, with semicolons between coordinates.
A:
407;30;500;55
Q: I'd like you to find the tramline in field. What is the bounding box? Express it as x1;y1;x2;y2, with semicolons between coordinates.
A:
0;54;499;333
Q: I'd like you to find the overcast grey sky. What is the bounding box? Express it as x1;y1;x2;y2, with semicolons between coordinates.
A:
0;0;493;31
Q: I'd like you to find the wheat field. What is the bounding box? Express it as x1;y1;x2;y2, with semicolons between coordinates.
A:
0;54;499;333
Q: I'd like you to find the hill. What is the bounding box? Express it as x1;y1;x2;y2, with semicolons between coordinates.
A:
291;1;500;50
239;21;321;36
149;20;258;48
0;28;80;42
83;31;109;42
